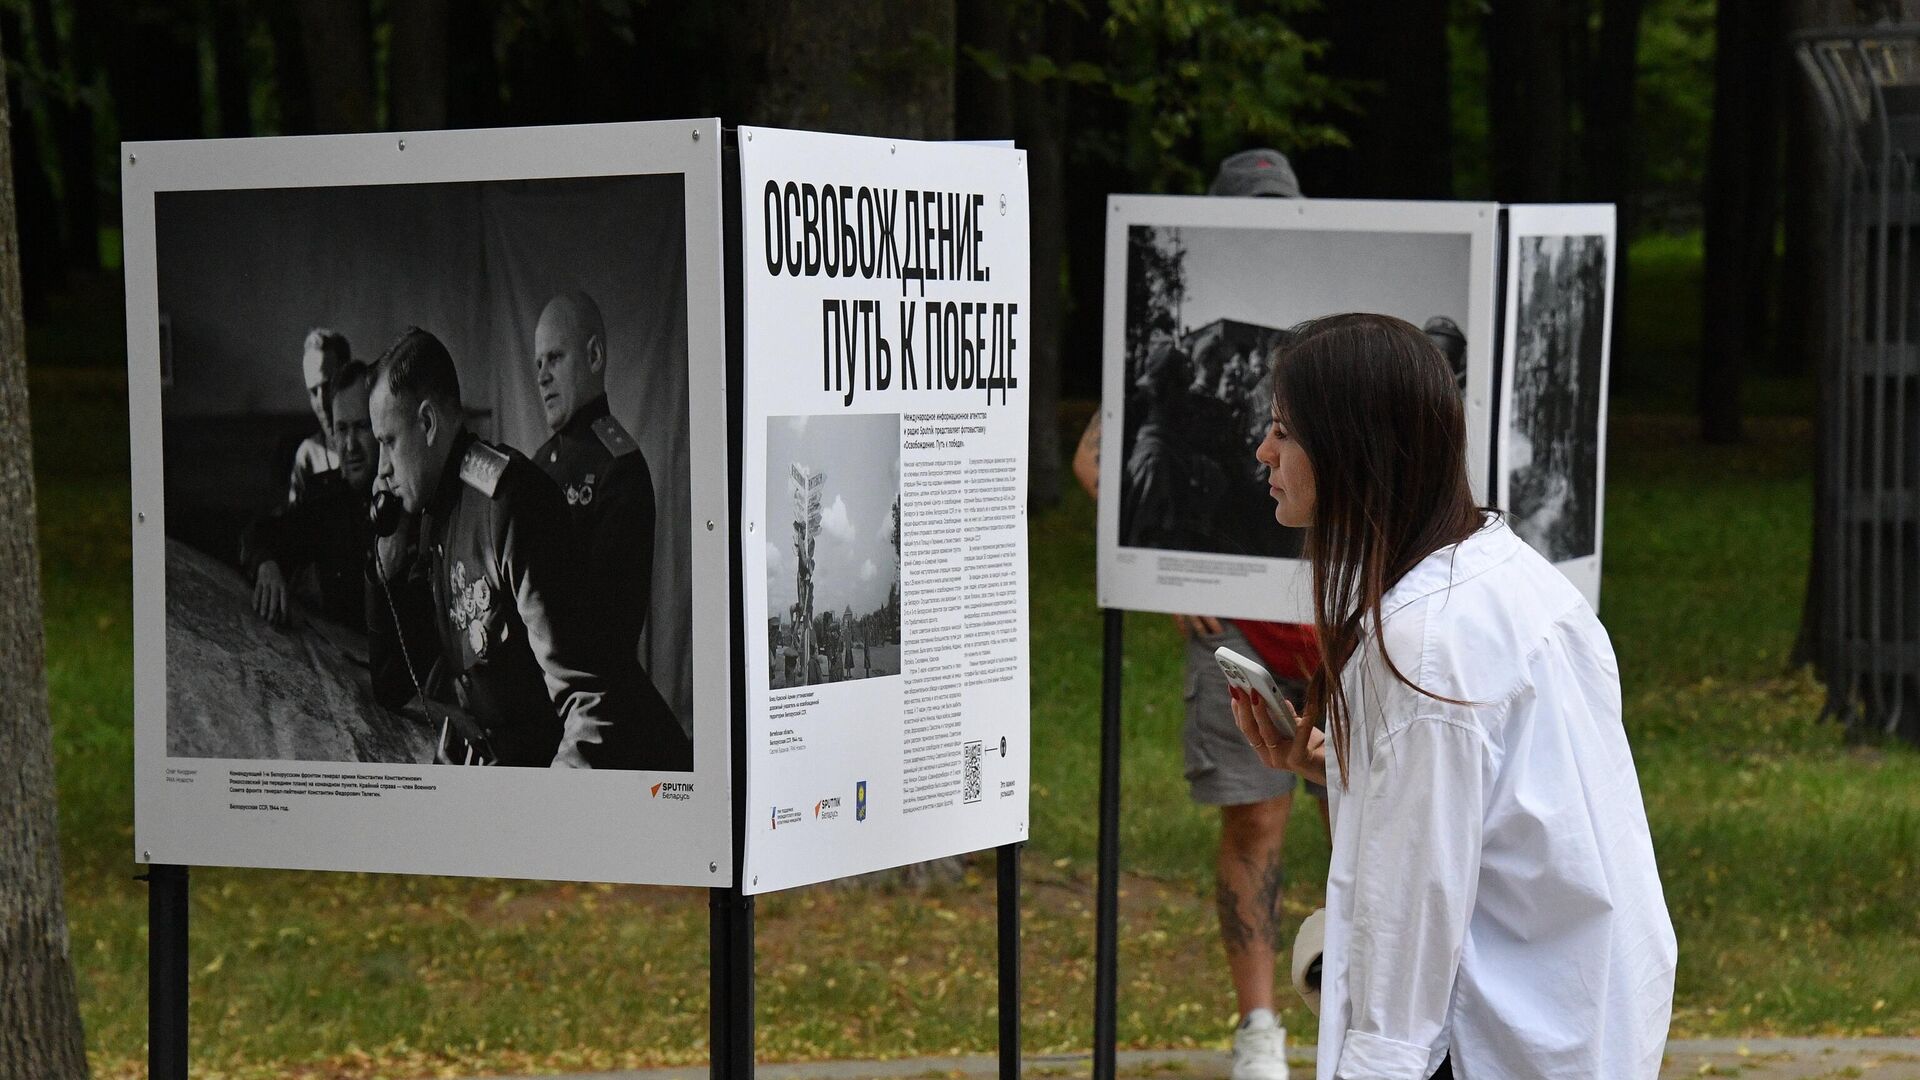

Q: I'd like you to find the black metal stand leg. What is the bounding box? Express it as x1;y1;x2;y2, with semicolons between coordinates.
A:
1093;609;1124;1080
997;841;1023;1080
709;886;755;1080
145;862;189;1080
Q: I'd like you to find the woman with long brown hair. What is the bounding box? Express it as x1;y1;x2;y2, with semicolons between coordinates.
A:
1229;313;1675;1080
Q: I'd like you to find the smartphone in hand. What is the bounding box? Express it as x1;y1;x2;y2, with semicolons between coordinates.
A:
1214;646;1298;741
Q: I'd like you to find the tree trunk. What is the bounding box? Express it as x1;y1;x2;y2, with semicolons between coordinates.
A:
1020;7;1067;510
1583;0;1646;370
264;0;314;134
1486;0;1571;202
210;0;253;138
295;0;375;133
101;3;203;141
388;0;449;130
1301;0;1453;198
0;30;91;1080
1698;0;1785;443
47;0;99;269
1;8;61;315
445;0;500;128
731;0;955;139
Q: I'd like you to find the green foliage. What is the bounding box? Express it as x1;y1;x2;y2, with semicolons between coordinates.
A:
1097;0;1351;192
1635;0;1716;232
959;0;1351;194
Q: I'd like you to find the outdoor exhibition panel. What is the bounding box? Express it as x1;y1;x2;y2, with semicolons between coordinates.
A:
1497;204;1618;611
124;120;734;886
736;126;1033;895
1096;196;1502;623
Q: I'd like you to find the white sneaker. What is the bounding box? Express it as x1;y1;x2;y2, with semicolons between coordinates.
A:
1229;1014;1290;1080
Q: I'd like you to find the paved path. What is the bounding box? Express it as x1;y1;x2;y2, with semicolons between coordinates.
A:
499;1039;1920;1080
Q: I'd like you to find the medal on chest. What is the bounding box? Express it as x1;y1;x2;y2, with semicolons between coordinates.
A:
566;471;596;507
446;558;496;660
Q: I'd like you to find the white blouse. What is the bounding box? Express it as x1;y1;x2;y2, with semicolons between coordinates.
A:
1316;515;1677;1080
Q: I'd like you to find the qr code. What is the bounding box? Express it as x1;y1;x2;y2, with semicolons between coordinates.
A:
963;741;984;804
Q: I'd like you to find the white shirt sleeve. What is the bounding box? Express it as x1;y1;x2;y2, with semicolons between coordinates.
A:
1336;714;1486;1080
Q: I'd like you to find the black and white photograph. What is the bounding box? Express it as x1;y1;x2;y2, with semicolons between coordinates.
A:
1504;232;1611;565
1116;222;1476;560
763;413;903;690
156;173;695;771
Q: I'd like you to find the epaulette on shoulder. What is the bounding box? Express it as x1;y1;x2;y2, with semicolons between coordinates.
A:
459;441;510;498
591;415;640;458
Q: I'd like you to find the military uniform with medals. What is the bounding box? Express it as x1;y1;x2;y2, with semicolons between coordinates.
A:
533;394;689;770
377;431;648;768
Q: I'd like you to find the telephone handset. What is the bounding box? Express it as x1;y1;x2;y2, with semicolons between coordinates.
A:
369;489;404;537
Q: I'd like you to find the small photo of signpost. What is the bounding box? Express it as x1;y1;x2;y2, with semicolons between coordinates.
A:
764;413;902;689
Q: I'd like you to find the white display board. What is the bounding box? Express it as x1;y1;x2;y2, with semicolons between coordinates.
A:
125;120;733;885
1497;204;1617;610
1096;197;1501;621
737;127;1032;894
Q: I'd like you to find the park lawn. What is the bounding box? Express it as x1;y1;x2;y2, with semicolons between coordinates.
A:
31;372;1920;1075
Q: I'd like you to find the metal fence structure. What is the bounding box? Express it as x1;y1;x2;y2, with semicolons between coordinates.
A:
1797;26;1920;744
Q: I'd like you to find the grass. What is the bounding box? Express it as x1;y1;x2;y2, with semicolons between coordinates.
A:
26;237;1920;1076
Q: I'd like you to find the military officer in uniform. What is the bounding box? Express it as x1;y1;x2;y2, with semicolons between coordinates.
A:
526;291;690;769
366;326;674;769
243;359;380;628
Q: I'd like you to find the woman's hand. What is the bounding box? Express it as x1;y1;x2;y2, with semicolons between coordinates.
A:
1229;686;1328;788
1173;614;1225;638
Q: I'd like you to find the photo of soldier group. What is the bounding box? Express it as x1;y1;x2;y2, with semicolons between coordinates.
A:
1506;233;1610;563
156;174;695;770
1116;223;1473;560
762;413;903;690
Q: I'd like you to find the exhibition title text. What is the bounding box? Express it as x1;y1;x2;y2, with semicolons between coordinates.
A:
761;180;1021;407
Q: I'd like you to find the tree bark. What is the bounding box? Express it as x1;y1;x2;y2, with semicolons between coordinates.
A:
1698;0;1785;443
445;0;500;129
1020;7;1067;510
210;0;253;138
295;0;375;133
388;0;449;130
730;0;955;139
1300;0;1453;198
101;2;203;141
0;29;90;1080
1486;0;1572;202
1583;0;1646;368
46;0;99;269
1;9;61;315
264;0;314;134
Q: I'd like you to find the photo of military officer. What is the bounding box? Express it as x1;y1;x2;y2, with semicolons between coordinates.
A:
153;170;698;772
529;292;657;639
241;359;379;628
525;289;691;767
291;328;350;505
366;327;685;770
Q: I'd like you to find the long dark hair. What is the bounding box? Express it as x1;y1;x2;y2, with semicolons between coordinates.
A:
1270;313;1484;783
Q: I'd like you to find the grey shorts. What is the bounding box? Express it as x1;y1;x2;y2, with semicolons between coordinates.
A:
1183;624;1328;807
